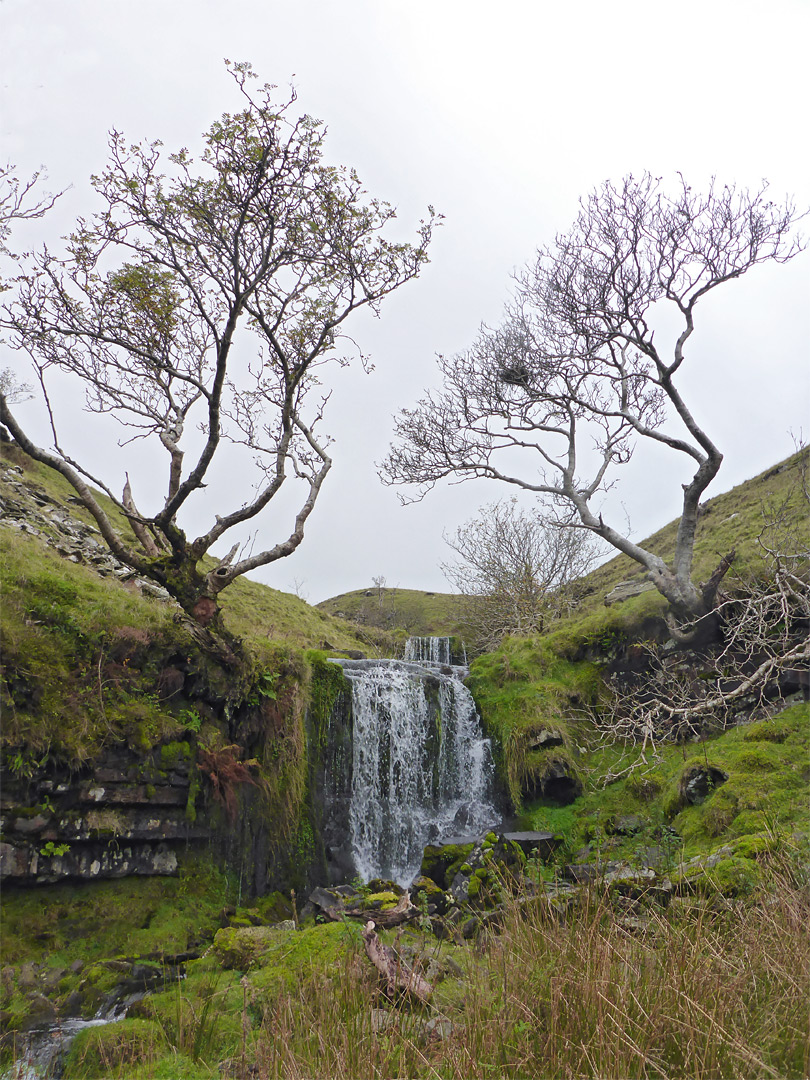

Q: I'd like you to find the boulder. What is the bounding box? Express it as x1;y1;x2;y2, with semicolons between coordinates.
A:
680;765;729;805
212;925;292;971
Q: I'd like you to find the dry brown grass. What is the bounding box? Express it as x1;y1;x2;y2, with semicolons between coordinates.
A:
246;858;809;1080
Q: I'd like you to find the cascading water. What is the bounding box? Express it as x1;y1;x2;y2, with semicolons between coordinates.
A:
328;637;497;885
403;635;466;666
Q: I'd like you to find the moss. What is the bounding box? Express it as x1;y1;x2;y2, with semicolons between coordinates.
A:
185;767;200;823
467;637;602;809
254;891;294;923
160;740;191;770
743;718;793;743
0;860;233;971
702;856;761;896
63;1018;169;1079
212;925;289;971
246;922;348;1000
365;890;399;906
420;842;475;889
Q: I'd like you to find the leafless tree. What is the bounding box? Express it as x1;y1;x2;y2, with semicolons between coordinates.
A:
441;499;599;651
0;63;435;666
382;174;803;642
598;450;810;773
0;163;61;265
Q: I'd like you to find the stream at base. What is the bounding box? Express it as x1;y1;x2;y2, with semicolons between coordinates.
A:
4;987;160;1079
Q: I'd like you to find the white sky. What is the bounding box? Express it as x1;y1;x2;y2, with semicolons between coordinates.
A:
1;0;808;603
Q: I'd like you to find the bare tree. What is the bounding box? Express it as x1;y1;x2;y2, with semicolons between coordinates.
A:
598;455;810;775
441;499;599;651
382;175;803;641
0;163;61;265
0;63;435;665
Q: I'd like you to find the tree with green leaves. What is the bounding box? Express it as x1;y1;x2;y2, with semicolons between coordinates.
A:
0;64;435;665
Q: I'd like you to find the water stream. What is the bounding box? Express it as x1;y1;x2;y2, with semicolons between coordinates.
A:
329;637;497;885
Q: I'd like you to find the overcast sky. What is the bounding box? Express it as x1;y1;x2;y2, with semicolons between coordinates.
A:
2;0;808;603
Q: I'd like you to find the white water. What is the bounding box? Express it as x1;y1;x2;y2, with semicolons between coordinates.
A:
331;637;496;885
403;636;466;665
3;989;154;1079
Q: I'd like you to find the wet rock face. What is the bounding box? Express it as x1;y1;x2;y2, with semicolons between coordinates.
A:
0;745;208;884
680;765;729;805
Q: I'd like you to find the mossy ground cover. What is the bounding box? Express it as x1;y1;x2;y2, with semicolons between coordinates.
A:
0;860;232;969
47;866;810;1079
515;702;810;888
466;632;606;807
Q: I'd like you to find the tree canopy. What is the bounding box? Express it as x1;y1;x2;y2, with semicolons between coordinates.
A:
0;64;436;663
382;174;803;638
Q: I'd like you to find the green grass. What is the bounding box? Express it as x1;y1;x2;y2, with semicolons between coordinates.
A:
576;449;810;615
317;585;464;640
44;855;810;1079
0;860;233;968
517;702;810;876
0;441;388;659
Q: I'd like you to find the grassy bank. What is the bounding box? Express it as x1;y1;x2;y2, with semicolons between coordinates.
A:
51;847;809;1079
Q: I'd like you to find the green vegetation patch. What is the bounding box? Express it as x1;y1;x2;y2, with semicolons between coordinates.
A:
0;860;233;970
467;634;604;808
63;1018;169;1079
517;703;809;879
246;922;349;999
317;585;464;640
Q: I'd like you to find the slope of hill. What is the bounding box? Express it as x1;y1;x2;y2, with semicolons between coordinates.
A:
1;444;807;1080
319;450;809;637
0;442;392;658
572;449;809;615
316;585;463;639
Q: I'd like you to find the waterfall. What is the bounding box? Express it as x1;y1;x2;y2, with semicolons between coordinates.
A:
403;635;466;665
328;637;496;885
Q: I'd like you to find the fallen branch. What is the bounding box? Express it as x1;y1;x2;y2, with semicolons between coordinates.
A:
361;921;433;1003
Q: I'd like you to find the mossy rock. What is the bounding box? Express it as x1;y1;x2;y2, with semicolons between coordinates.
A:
211;925;294;971
63;1018;168;1079
253;891;294;924
247;923;348;1000
702;856;761;896
672;849;761;897
365;890;399;906
420;842;475;890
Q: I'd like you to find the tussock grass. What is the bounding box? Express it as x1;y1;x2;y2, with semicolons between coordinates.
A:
115;853;807;1080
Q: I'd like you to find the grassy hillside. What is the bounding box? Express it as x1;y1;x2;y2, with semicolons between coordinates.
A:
2;444;808;1080
318;451;809;641
0;443;390;658
317;585;464;640
576;449;809;614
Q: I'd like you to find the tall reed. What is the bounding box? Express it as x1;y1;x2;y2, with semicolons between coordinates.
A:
249;856;809;1079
